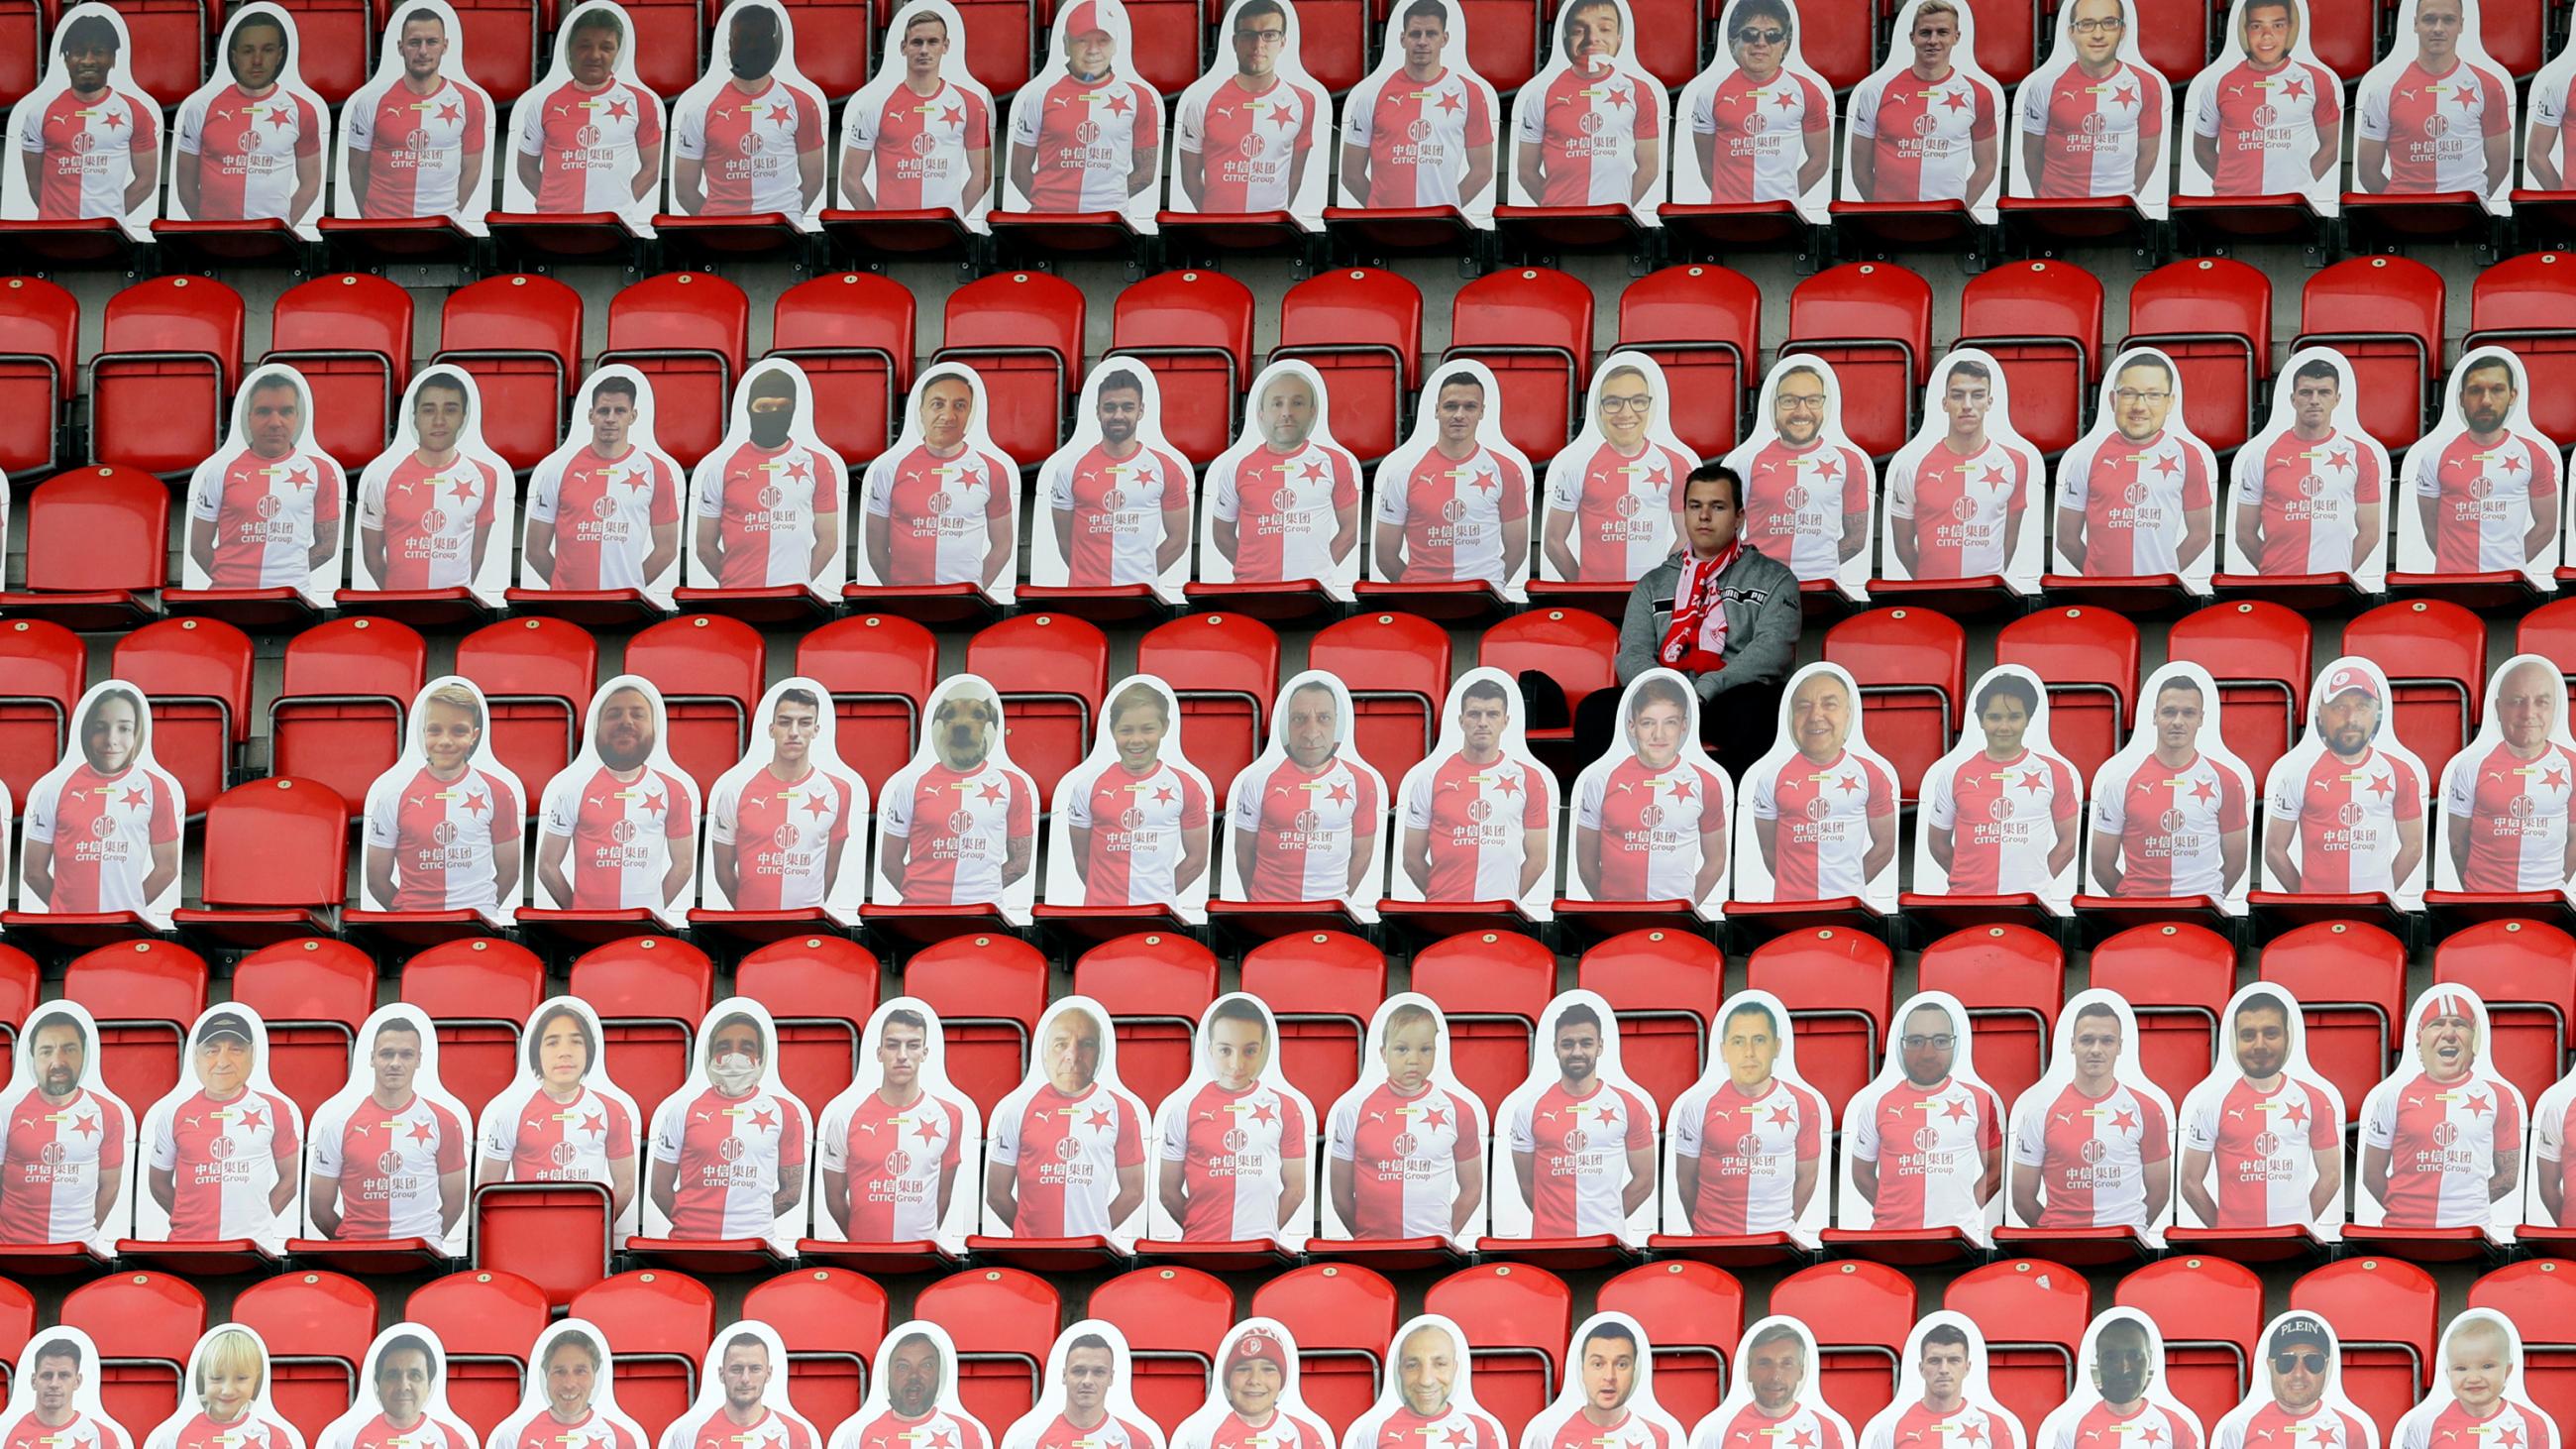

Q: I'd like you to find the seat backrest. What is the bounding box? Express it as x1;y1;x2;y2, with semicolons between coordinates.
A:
965;613;1111;711
456;616;600;705
2114;1256;2264;1364
1425;1262;1573;1356
1788;263;1936;383
2291;1257;2438;1366
197;778;351;910
279;616;430;702
406;1270;554;1356
1450;268;1595;368
1249;1262;1400;1359
1071;933;1221;1018
399;939;548;1022
2127;258;2274;356
1137;613;1282;699
1476;609;1619;724
2303;256;2445;359
735;937;885;1018
100;276;249;380
1770;1261;1919;1351
1959;261;2105;375
1113;270;1256;380
2471;251;2576;336
569;1269;717;1358
606;273;753;380
567;937;717;1021
942;271;1089;386
772;273;918;388
1617;265;1760;457
2167;601;2313;709
17;466;169;594
2343;599;2486;702
60;1271;206;1360
1411;929;1559;1112
1945;1259;2094;1350
113;617;256;743
269;274;416;390
913;1267;1063;1363
1276;270;1423;392
798;614;940;706
442;274;587;364
1823;607;1968;703
626;613;769;709
1994;607;2142;715
1309;612;1452;702
742;1267;892;1360
901;934;1052;1033
63;940;210;1023
1236;931;1388;1018
1091;1266;1236;1355
232;938;378;1027
0;276;78;398
233;1271;379;1355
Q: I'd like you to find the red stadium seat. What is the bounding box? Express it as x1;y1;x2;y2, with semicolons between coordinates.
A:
2295;257;2442;451
1957;261;2103;456
1617;265;1759;462
2431;918;2576;1109
1237;931;1386;1115
2258;920;2408;1112
914;1268;1062;1434
2291;1257;2437;1441
1993;606;2138;780
1092;1266;1234;1435
2480;0;2543;75
436;275;584;472
796;613;938;799
741;1269;891;1429
734;937;883;1117
91;276;246;476
1824;607;1963;802
1309;612;1450;792
1944;1260;2092;1439
1424;1264;1572;1438
270;616;428;813
405;1270;554;1438
1575;928;1724;1111
1608;0;1696;86
1111;269;1255;467
601;273;751;467
266;274;413;468
901;933;1050;1117
1780;0;1875;89
624;613;767;797
1770;1261;1915;1430
1251;1263;1399;1433
2113;1257;2262;1432
1787;263;1934;458
1914;924;2063;1109
2340;599;2484;767
606;0;703;94
399;939;547;1121
1274;270;1422;464
2519;597;2576;686
1137;612;1281;807
2123;258;2271;453
769;274;916;467
569;1270;715;1442
1445;269;1594;465
232;1271;378;1444
111;616;254;814
0;275;75;477
171;778;350;947
0;465;168;628
0;615;82;804
0;947;36;1061
455;616;599;817
1745;928;1894;1112
1597;1261;1744;1426
1411;928;1557;1114
444;0;541;96
2088;922;2237;1105
964;613;1109;804
937;271;1087;465
0;2;31;113
61;939;209;1110
942;0;1039;95
2468;1261;2576;1433
567;937;716;1114
2130;0;2211;82
250;0;370;101
1476;608;1618;767
1072;933;1220;1110
59;1271;206;1435
2165;602;2311;787
1457;0;1538;91
230;938;375;1120
2467;252;2576;441
776;0;874;93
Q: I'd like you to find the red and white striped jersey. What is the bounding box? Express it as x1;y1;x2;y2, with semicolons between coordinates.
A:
2008;1079;2172;1229
2360;1068;2521;1228
1177;76;1322;212
1847;1074;2002;1231
514;77;661;214
2356;60;2509;195
308;1090;467;1240
1176;1410;1333;1449
187;446;347;589
525;445;684;592
1865;1401;2008;1449
174;84;323;220
1501;1079;1654;1238
675;77;823;215
504;1409;636;1449
162;1411;292;1449
1030;1417;1154;1449
2193;59;2340;196
814;1087;968;1243
2532;68;2576;186
1228;753;1381;902
863;443;1015;587
337;1414;473;1449
0;1085;126;1243
2214;1401;2368;1449
1747;749;1899;901
1849;67;1995;202
145;1086;298;1240
707;765;857;911
2535;1073;2576;1226
2411;428;2560;576
356;452;505;591
1041;441;1190;588
1543;1410;1673;1449
2242;429;2381;578
2093;750;2250;898
1010;72;1159;212
1888;438;2031;580
1739;436;1875;582
5;1413;127;1449
1326;1079;1480;1239
1402;753;1550;902
1158;1078;1308;1241
21;764;181;914
2019;62;2165;198
1064;760;1211;907
649;1084;807;1238
478;1080;636;1186
2049;1403;2199;1449
1690;68;1830;204
1375;444;1529;586
1361;1408;1502;1449
1923;748;2080;896
1705;1400;1848;1449
880;759;1035;906
1669;1074;1826;1235
1208;441;1361;584
1343;68;1493;208
686;1409;815;1449
989;1080;1145;1236
846;80;990;212
15;86;156;219
539;764;695;910
2394;1400;2552;1449
694;439;840;589
345;76;489;217
363;764;522;912
840;1408;989;1449
1516;64;1662;207
2440;738;2576;892
1544;439;1693;583
2265;742;2422;895
2061;428;2213;578
2178;1074;2337;1228
1574;754;1728;902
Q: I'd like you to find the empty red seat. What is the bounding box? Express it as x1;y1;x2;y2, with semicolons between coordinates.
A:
602;273;751;467
267;274;413;467
1136;612;1280;806
913;1268;1061;1434
444;0;541;95
1596;1260;1743;1426
1411;929;1557;1114
0;275;75;477
2467;252;2576;440
901;933;1050;1116
436;275;583;472
2088;922;2238;1105
111;616;254;813
399;938;547;1120
2297;257;2443;450
1423;1263;1572;1438
1992;607;2139;781
1945;1260;2092;1438
937;0;1040;95
740;1268;890;1428
1091;1266;1234;1435
2165;602;2311;787
796;613;938;799
455;616;598;816
2258;921;2408;1112
1236;931;1386;1116
1308;612;1450;792
59;1271;206;1435
1274;270;1421;463
1112;270;1255;467
567;937;716;1114
2113;1258;2262;1434
405;1270;552;1438
1576;928;1725;1111
92;277;247;476
1071;933;1220;1110
171;778;351;947
734;937;883;1116
271;616;428;813
230;938;376;1120
1617;265;1758;461
1787;263;1934;457
623;614;767;797
963;613;1108;805
2340;599;2483;766
2124;258;2271;452
1957;261;2102;455
1769;1261;1916;1430
2468;1261;2576;1433
1824;607;1963;803
770;274;915;468
2291;1257;2438;1441
937;271;1086;465
0;465;168;628
232;1271;378;1444
0;616;82;804
61;939;209;1110
1446;269;1594;464
2431;919;2576;1109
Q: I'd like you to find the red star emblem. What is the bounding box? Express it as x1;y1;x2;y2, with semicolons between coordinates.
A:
583;1111;606;1136
2283;1101;2308;1127
1597;1105;1619;1125
2505;454;2526;474
2152;454;2180;479
2190;778;2216;803
1836;773;1861;794
446;478;477;505
930;1434;956;1449
437;99;463;124
265;107;292;132
2495;1432;2520;1449
1671;776;1695;801
2367;772;2393;799
71;1113;98;1140
2464;1092;2493;1118
1423;1106;1450;1128
803;793;830;818
407;1120;436;1145
2284;77;2308;99
1153;785;1176;804
1605;85;1630;108
2018;769;2048;795
1942;1098;1972;1122
750;1106;779;1130
1768;1104;1795;1126
784;459;810;483
606;96;633;121
1440;1432;1471;1449
1105;91;1132;116
2113;83;2137;106
1496;772;1521;796
102;110;124;129
979;781;1008;804
288;466;315;490
1772;89;1797;109
1297;458;1329;482
1085;1105;1115;1130
940;103;965;127
2141;1432;2163;1448
2112;1109;2139;1133
2326;447;2351;471
2548;766;2567;791
913;1116;942;1143
1249;1101;1278;1125
1436;90;1461;114
463;791;488;817
240;1107;267;1130
642;789;665;819
1942;89;1969;111
1328;780;1352;806
1790;1431;1816;1449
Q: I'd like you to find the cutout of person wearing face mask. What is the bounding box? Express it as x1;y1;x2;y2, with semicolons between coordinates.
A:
645;1003;808;1246
670;1;825;221
691;364;845;593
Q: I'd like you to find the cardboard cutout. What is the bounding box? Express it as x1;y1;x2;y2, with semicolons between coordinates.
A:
700;677;867;922
4;1330;133;1449
145;1325;308;1449
2433;653;2576;895
347;366;515;607
519;366;688;608
490;1319;650;1449
1880;350;2045;594
2208;1314;2376;1449
2355;985;2525;1241
1538;353;1698;586
658;1323;822;1449
2175;983;2348;1239
2030;1312;2204;1449
1858;1314;2027;1449
1334;0;1500;221
2004;989;2178;1244
1169;0;1331;226
836;0;996;225
2052;347;2221;590
2396;349;2564;588
2259;657;2430;905
16;681;184;928
1686;1319;1854;1449
304;1004;473;1254
1169;1320;1332;1449
181;364;349;608
2353;0;2514;211
1487;991;1660;1246
335;0;496;228
982;994;1152;1249
2221;348;2389;588
854;362;1020;605
1671;0;1834;217
2525;26;2576;190
0;1001;136;1252
361;676;528;924
1390;665;1556;917
1520;1312;1689;1449
667;0;828;227
1043;674;1217;919
871;673;1042;916
643;999;811;1250
503;0;665;229
166;4;329;235
1002;1324;1166;1449
2008;0;2174;215
2181;0;2343;209
1029;362;1196;606
1836;991;2007;1243
1841;0;2006;219
1;8;158;235
1913;665;2082;910
1146;993;1318;1249
1320;994;1490;1246
135;1003;304;1252
1219;670;1390;920
1505;0;1668;222
685;359;851;599
1341;1315;1507;1449
473;996;645;1244
810;999;982;1252
826;1324;995;1449
1369;360;1536;598
1001;0;1163;230
1735;662;1901;909
1199;361;1364;601
531;674;701;924
2387;1311;2557;1449
2526;1053;2576;1228
1720;355;1878;601
1664;989;1831;1244
1565;669;1733;916
2084;661;2257;910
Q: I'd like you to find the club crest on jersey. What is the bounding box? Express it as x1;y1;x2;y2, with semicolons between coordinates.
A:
911;131;939;157
772;822;801;848
1744;110;1769;135
947;809;975;833
590;496;616;519
1912;112;1939;136
1392;1130;1419;1155
2421;112;2449;138
720;1134;749;1162
2160;808;2186;831
2123;480;2150;505
2252;1130;2280;1156
1075;120;1102;145
885;1147;912;1174
609;819;639;843
1294;808;1321;832
2252;103;2278;127
2337;801;2366;827
1466;798;1493;823
2080;1137;2107;1165
1782;484;1810;510
1804;796;1832;821
1987;796;2014;822
1913;1125;1941;1150
377;1149;404;1173
737;129;767;156
86;815;114;840
2079;112;2109;137
1054;1136;1083;1162
406;127;433;149
255;493;284;519
550;1139;582;1166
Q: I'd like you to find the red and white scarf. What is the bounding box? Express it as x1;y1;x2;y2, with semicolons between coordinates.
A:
1660;539;1742;673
